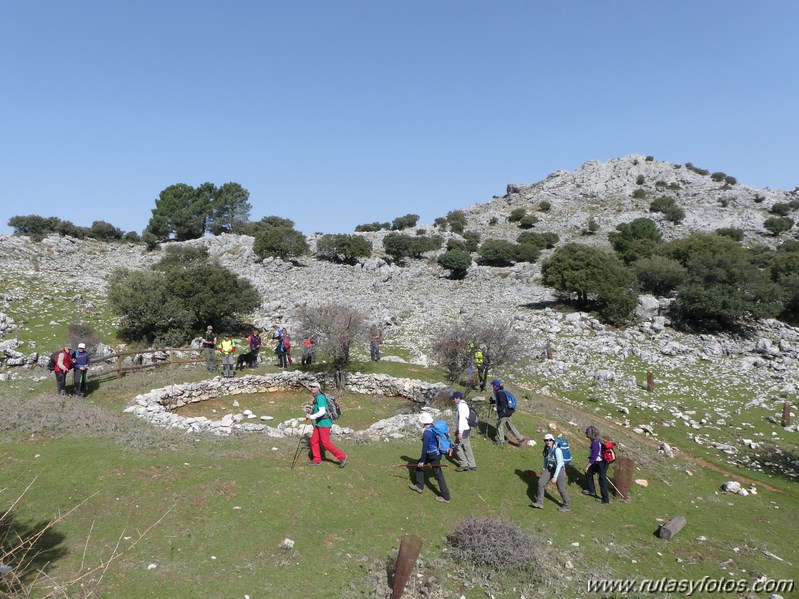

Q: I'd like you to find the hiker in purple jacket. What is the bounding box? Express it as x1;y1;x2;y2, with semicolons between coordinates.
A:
584;425;610;504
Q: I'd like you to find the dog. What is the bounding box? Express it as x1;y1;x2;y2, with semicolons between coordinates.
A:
236;351;257;370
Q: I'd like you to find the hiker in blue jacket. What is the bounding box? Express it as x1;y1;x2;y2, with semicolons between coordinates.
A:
490;379;528;446
72;342;90;397
531;433;571;512
408;412;450;503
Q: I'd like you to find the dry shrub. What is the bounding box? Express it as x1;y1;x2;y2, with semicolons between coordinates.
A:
448;516;546;572
346;553;447;599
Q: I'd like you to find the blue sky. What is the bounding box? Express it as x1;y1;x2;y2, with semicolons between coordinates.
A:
1;1;797;236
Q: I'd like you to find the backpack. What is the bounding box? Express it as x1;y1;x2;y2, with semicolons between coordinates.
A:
555;437;572;464
323;394;341;421
601;440;616;464
466;404;480;428
504;390;517;410
430;420;453;457
46;351;58;372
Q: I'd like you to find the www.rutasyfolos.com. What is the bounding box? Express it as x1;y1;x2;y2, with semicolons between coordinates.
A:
587;576;794;596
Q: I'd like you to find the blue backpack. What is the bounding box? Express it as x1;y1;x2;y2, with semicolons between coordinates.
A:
431;420;453;457
555;437;572;464
504;390;517;410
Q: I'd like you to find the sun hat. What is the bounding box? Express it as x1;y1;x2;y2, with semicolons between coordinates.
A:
207;325;213;330
419;412;434;425
77;343;86;349
309;382;321;389
543;433;555;441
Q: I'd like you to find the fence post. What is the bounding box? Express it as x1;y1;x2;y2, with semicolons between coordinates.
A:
646;370;654;392
612;456;635;500
392;535;422;599
782;401;792;427
116;354;122;378
546;341;552;360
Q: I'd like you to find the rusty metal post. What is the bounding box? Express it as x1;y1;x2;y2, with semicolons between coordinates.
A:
646;370;654;392
782;401;792;427
612;456;634;500
392;535;422;599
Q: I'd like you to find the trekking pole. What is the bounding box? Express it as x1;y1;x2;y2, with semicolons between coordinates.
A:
607;477;626;500
291;433;307;470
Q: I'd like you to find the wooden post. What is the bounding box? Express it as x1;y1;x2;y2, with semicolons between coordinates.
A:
546;341;552;360
612;456;634;500
658;515;686;540
392;535;422;599
782;401;792;427
116;354;123;378
646;371;654;392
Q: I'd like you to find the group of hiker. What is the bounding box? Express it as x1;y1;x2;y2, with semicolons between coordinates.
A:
411;379;613;510
48;343;90;397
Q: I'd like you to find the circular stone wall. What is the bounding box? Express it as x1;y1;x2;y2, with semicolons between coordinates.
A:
124;371;449;436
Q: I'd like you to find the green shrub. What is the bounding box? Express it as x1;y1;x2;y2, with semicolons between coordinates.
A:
715;227;744;242
253;221;308;260
725;175;737;185
685;162;709;176
636;175;645;185
514;243;540;264
770;203;792;216
479;239;518;266
517;231;559;250
538;200;551;212
754;195;766;204
488;216;498;226
437;249;472;279
462;231;481;252
585;218;600;234
632;189;647;199
764;217;794;236
383;232;413;263
649;196;685;224
508;208;526;222
519;214;539;229
355;222;383;232
609;218;662;264
655;180;667;187
633;255;686;296
315;234;373;264
645;155;654;161
446;210;467;234
391;213;420;231
710;171;727;182
433;217;448;230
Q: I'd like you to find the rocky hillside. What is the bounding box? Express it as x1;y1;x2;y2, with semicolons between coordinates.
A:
1;155;798;479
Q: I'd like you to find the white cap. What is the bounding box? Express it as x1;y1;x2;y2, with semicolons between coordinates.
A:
77;343;86;349
543;433;555;441
309;382;321;389
419;412;433;425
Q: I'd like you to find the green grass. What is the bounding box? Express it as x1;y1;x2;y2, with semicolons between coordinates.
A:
2;371;798;598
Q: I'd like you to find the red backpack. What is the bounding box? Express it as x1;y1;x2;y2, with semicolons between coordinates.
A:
601;440;616;464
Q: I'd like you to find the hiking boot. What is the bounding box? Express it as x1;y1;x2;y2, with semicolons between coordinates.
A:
435;496;450;503
558;505;571;512
596;499;610;504
469;466;477;471
494;440;504;446
530;502;543;509
306;461;321;467
455;466;470;472
582;490;596;496
408;484;423;494
339;454;348;469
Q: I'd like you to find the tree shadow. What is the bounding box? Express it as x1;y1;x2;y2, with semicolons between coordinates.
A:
745;442;799;484
518;299;560;311
0;510;68;593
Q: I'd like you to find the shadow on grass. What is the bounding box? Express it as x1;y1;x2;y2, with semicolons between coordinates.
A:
0;511;68;593
745;442;799;484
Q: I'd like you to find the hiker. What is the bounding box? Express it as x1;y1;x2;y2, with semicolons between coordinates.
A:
369;326;383;362
451;391;477;472
246;329;262;368
301;337;316;365
490;379;527;446
283;331;293;365
273;328;288;368
201;325;217;373
409;412;451;503
304;382;348;468
53;345;73;395
584;425;610;504
531;433;571;512
218;333;237;378
72;343;90;397
473;345;486;390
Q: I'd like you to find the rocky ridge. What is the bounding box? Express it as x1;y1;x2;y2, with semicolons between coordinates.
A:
0;155;797;477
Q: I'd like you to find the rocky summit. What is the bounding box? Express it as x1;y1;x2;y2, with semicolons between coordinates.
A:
1;155;797;477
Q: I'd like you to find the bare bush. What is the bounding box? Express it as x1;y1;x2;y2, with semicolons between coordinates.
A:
448;516;547;572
